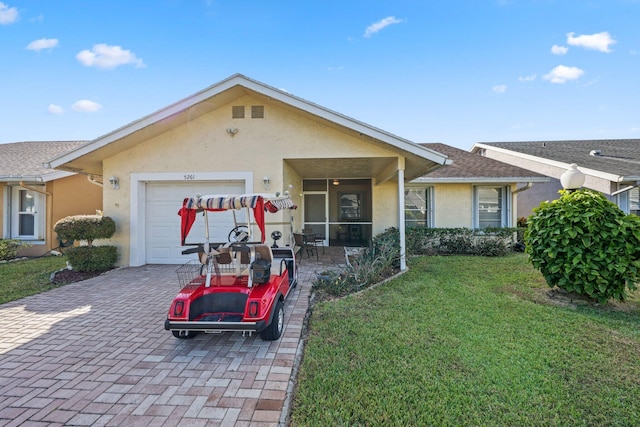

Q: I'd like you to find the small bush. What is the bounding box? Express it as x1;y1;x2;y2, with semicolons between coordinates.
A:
55;213;117;272
313;228;401;298
54;214;116;247
0;239;30;261
66;246;118;272
525;188;640;303
474;237;510;257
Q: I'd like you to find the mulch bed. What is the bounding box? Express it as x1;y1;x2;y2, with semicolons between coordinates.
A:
51;268;111;285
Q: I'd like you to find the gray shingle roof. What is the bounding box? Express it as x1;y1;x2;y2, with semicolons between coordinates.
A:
417;143;546;181
478;139;640;178
0;141;88;179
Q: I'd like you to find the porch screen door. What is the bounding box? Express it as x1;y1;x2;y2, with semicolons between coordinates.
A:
303;193;327;244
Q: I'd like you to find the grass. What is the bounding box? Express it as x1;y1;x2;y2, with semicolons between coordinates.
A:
290;254;640;426
0;256;69;305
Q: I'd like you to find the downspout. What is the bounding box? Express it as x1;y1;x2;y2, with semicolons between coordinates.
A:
19;182;52;248
87;175;104;188
510;183;532;227
512;182;533;195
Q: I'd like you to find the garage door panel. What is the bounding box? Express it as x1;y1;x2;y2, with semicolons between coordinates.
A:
145;181;244;264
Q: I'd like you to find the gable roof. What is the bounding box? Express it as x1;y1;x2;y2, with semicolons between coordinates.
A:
473;139;640;182
0;141;87;183
412;143;547;183
46;73;451;177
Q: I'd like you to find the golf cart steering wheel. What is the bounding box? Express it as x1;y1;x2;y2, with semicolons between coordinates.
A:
228;225;250;243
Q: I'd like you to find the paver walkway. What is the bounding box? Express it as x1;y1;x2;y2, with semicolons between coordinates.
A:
0;246;346;426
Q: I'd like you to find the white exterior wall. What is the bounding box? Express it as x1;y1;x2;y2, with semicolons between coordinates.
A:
101;94;407;265
433;184;473;228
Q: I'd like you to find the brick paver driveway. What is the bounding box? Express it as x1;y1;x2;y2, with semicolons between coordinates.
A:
0;264;313;426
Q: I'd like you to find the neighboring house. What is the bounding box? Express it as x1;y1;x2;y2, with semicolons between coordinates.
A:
472;140;640;217
46;74;453;269
0;141;103;257
408;144;548;228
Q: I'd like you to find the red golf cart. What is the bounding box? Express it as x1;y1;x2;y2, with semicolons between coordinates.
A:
164;193;298;341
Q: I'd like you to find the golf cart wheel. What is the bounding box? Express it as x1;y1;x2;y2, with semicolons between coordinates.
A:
260;299;284;341
172;330;199;339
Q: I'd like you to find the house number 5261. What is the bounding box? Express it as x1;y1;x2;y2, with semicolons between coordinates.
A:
184;174;195;180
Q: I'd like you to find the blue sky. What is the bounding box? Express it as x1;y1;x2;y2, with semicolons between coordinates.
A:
1;0;638;150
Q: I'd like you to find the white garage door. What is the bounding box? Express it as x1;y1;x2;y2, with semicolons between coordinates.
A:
145;181;245;264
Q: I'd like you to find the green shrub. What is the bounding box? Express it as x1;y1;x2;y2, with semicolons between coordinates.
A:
405;227;515;256
66;246;118;272
54;214;116;247
54;214;117;272
474;237;510;257
0;239;30;261
525;188;640;303
313;228;401;298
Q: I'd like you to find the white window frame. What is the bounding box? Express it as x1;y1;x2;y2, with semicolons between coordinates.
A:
473;185;511;229
617;185;639;215
404;186;434;228
8;186;46;242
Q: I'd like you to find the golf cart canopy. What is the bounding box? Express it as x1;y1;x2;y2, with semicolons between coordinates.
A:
179;194;296;245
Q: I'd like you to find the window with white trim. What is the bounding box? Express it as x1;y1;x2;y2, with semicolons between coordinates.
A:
10;187;45;241
404;187;433;227
631;187;639;216
474;186;510;228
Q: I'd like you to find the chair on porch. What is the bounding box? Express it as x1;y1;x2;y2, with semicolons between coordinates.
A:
293;232;318;262
302;228;325;254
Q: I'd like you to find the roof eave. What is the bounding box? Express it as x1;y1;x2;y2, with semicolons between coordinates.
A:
47;74;451;169
410;177;550;184
472;143;626;183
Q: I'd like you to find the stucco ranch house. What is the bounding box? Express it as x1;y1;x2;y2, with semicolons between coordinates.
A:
1;141;102;257
40;74;546;269
473;139;640;217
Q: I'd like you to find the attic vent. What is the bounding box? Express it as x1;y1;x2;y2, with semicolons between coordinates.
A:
590;149;601;157
232;106;245;119
251;105;264;119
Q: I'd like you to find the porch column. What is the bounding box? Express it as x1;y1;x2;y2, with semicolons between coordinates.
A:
397;167;407;271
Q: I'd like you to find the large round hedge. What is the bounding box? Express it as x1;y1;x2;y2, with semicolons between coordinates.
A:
54;214;115;246
525;188;640;303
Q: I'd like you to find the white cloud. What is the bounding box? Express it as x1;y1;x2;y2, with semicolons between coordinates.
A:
567;31;616;53
72;100;102;113
48;104;64;115
492;85;507;94
543;65;584;83
76;43;145;69
0;2;18;24
364;16;403;38
551;44;568;55
26;38;59;51
518;74;536;82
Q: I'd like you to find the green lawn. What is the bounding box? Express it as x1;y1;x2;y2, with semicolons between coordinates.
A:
0;256;69;305
290;254;640;426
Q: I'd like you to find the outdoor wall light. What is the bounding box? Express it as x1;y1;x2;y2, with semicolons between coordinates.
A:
332;179;340;186
560;163;585;191
262;176;271;190
226;128;239;137
108;176;120;190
